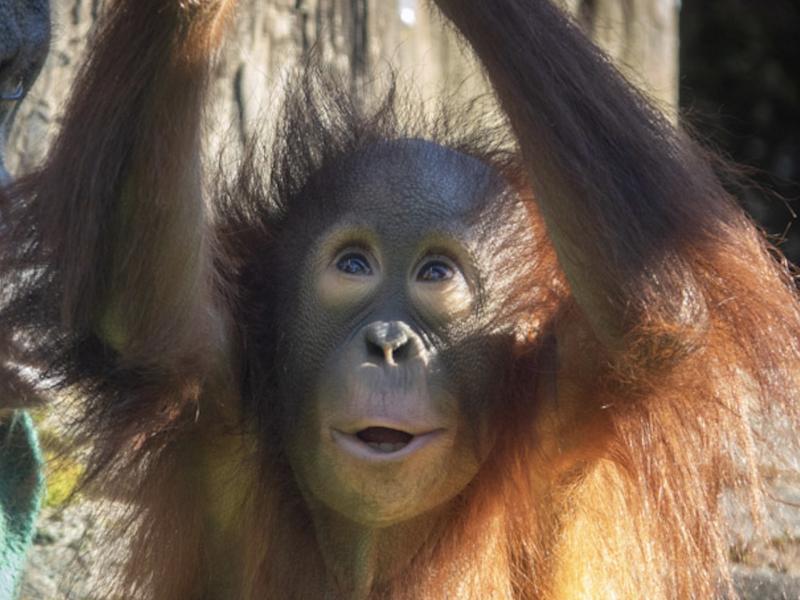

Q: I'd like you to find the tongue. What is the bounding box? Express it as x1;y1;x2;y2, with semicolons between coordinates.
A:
357;427;413;445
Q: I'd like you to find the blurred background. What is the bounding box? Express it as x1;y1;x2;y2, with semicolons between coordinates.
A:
8;1;799;598
8;0;799;261
681;0;800;263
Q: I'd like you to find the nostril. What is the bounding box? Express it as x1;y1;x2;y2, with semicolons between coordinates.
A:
392;340;411;362
363;321;422;365
366;338;385;362
366;338;412;365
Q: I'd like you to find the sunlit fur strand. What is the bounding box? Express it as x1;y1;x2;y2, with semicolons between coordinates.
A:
0;0;798;597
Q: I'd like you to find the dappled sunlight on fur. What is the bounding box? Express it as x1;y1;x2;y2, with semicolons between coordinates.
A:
0;0;798;597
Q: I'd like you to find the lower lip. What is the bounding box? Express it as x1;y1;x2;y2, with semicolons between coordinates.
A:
331;428;446;462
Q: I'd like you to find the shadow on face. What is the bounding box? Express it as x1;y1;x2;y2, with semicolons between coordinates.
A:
271;140;539;526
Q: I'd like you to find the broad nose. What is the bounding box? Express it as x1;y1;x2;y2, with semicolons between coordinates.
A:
363;321;423;366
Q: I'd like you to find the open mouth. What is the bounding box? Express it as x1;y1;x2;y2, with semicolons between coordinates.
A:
356;426;414;453
331;424;445;461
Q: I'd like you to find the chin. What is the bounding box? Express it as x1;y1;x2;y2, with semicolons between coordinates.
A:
288;420;486;527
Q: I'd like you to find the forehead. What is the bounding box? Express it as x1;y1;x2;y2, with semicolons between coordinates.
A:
331;139;506;234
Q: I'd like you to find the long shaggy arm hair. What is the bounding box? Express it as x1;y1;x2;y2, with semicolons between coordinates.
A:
0;0;798;597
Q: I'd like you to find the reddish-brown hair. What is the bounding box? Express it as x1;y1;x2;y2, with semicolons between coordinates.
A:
1;0;798;597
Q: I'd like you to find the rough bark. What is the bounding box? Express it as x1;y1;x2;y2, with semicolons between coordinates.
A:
7;0;679;173
569;0;680;113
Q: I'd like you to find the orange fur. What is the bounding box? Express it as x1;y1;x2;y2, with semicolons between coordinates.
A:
1;0;798;598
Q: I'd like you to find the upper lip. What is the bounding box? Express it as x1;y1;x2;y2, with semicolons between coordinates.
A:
332;418;443;437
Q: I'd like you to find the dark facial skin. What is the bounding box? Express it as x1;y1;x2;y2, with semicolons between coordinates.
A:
3;0;796;597
263;139;535;592
0;0;49;183
276;140;531;529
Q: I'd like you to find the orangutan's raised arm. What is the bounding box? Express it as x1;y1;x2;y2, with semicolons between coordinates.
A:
433;0;737;364
1;0;236;374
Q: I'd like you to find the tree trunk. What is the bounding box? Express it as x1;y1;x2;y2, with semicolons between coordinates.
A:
7;0;680;173
568;0;680;113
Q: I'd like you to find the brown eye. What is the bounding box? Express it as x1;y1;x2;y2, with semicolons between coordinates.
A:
417;260;454;282
336;252;372;276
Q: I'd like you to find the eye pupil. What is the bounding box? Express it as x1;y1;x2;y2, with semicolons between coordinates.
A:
419;260;454;282
336;253;372;276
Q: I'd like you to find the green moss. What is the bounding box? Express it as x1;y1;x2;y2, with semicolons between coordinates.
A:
42;451;84;508
31;413;85;509
28;408;47;427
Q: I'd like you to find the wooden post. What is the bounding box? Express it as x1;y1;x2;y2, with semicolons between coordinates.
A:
7;0;680;171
